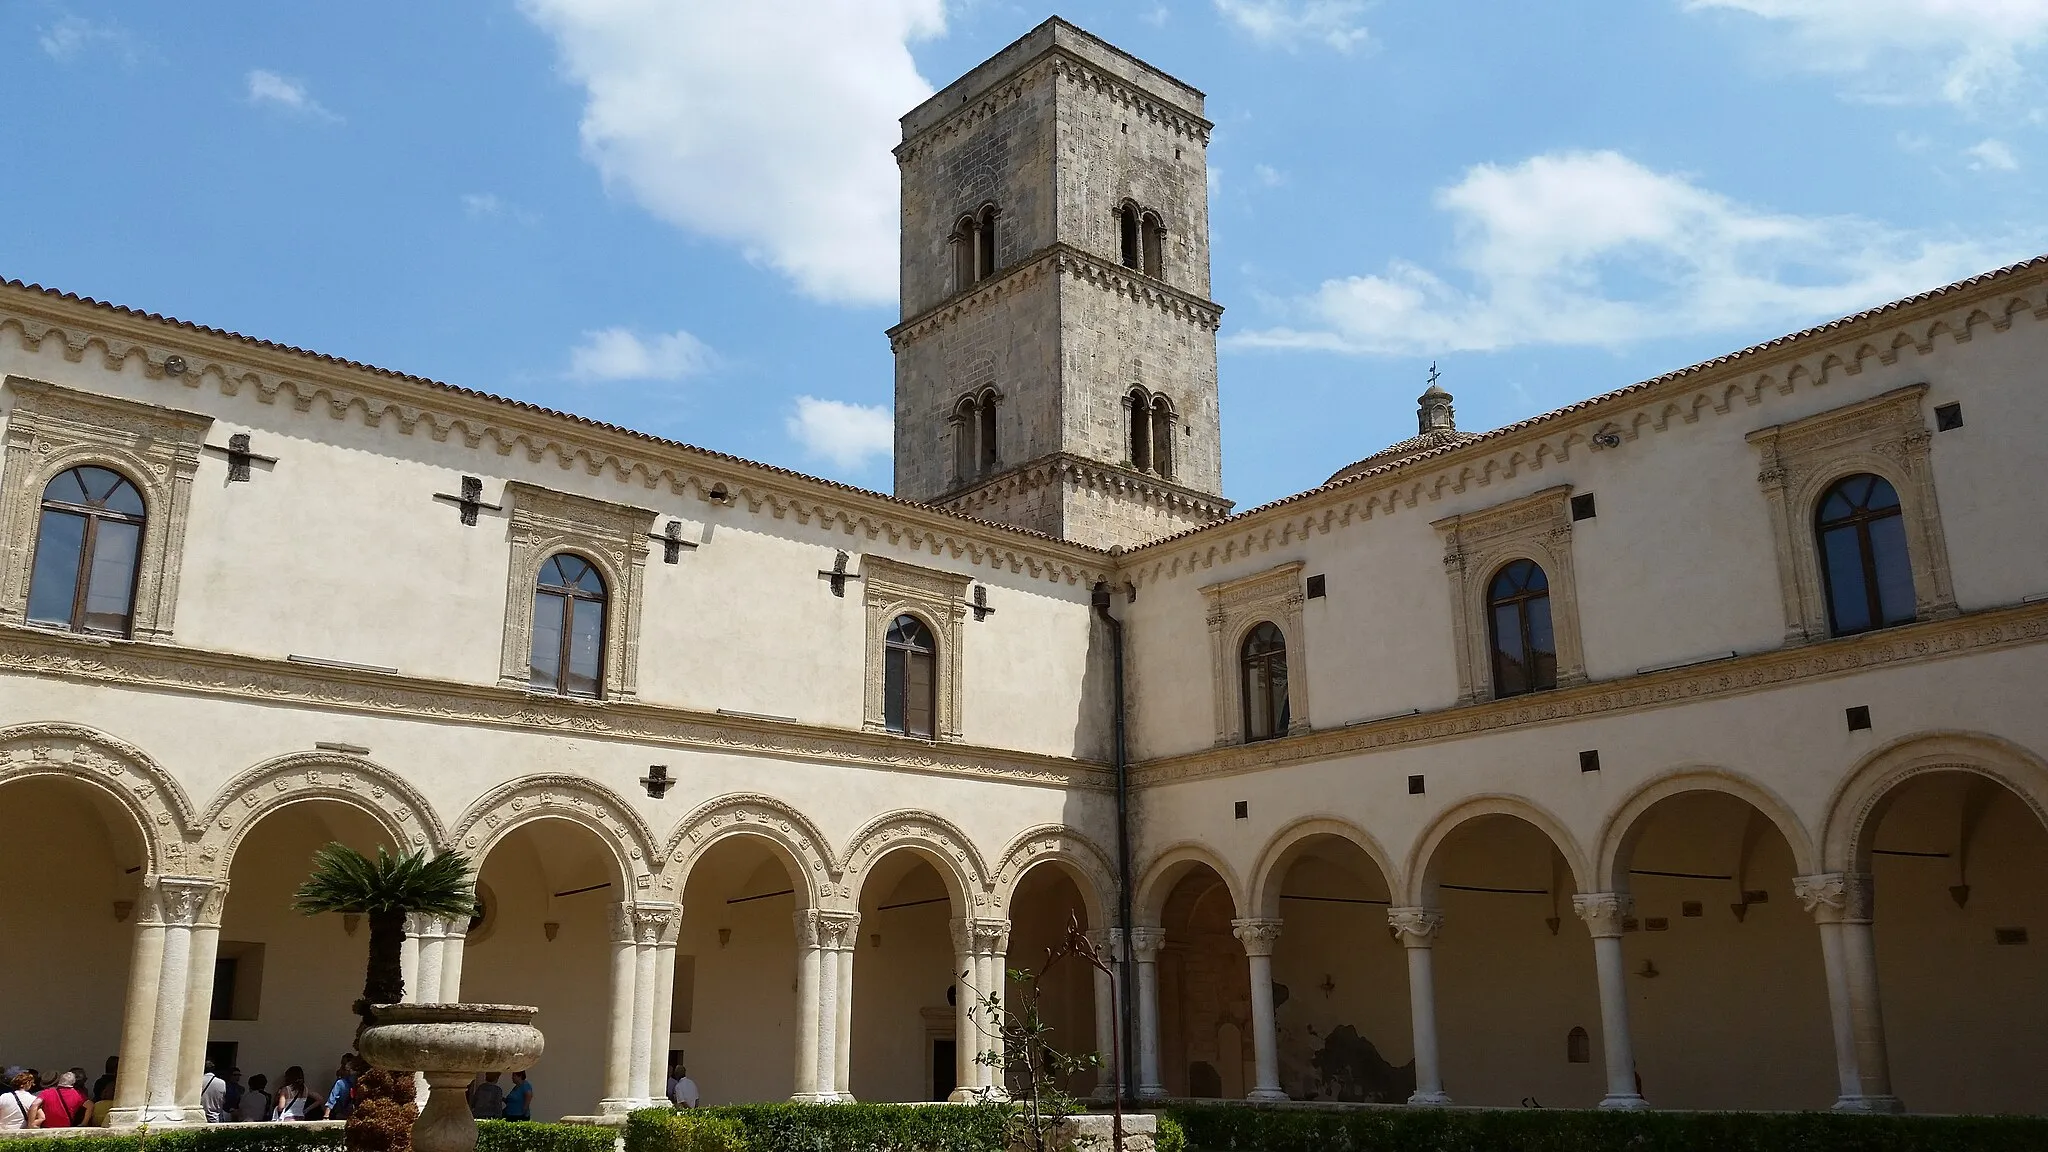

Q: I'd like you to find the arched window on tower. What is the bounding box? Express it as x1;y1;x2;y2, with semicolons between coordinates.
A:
1241;621;1290;742
26;465;146;637
977;204;999;281
1816;473;1915;636
953;214;979;293
530;553;607;698
884;614;938;738
1488;559;1556;698
953;395;981;482
1140;210;1165;279
1118;201;1142;270
1149;394;1176;480
1125;387;1152;472
978;388;999;473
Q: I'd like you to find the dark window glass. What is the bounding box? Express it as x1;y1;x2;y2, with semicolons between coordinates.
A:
1119;205;1140;269
979;397;999;472
977;207;998;279
26;466;146;636
1140;213;1164;278
530;553;607;697
1128;391;1151;472
1815;474;1915;637
1151;399;1174;480
1488;559;1556;697
1240;621;1290;742
884;614;937;737
954;398;978;481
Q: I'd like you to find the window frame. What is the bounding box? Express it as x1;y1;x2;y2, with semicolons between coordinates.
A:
882;612;939;737
1813;473;1915;637
27;465;149;637
861;555;970;740
1;377;211;643
529;551;610;698
1202;561;1311;746
1485;558;1558;698
497;482;655;701
1434;485;1589;705
1238;620;1290;742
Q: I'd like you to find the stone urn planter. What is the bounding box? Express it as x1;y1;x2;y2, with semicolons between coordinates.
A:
358;1004;545;1152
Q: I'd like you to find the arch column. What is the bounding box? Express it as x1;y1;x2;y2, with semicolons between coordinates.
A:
1573;893;1648;1110
1231;918;1288;1101
1388;907;1450;1106
110;876;227;1126
1795;873;1902;1113
792;911;825;1102
1083;928;1122;1104
818;910;860;1101
600;901;678;1114
1130;926;1167;1101
946;917;1008;1098
406;912;448;1003
646;906;681;1105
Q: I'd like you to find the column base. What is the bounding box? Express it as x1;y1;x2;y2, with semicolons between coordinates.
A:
598;1097;664;1115
1247;1088;1290;1102
1833;1093;1905;1114
107;1106;193;1129
1136;1084;1168;1102
1598;1093;1650;1111
788;1092;840;1104
1407;1089;1453;1107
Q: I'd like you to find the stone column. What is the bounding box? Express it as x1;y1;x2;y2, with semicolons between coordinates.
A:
1083;928;1122;1103
175;882;227;1115
138;877;215;1124
600;903;642;1114
628;903;681;1109
1795;873;1903;1113
400;929;421;1004
408;912;446;1004
438;915;469;1004
1573;893;1648;1110
647;905;682;1104
108;881;170;1128
1388;907;1450;1106
1130;926;1167;1101
791;910;825;1102
948;919;980;1100
818;910;860;1101
1231;918;1288;1102
974;918;1010;1097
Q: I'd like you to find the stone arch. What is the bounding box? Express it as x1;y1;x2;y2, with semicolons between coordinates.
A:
1135;841;1244;925
659;793;834;907
453;774;657;893
1403;794;1593;906
1594;766;1817;892
0;722;193;874
1821;730;2048;872
837;809;989;916
199;750;445;880
989;824;1115;926
1247;814;1401;919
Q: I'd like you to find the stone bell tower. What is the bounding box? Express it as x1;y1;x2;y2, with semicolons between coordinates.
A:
888;17;1233;549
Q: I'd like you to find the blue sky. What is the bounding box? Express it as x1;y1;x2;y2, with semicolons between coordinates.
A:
4;0;2044;509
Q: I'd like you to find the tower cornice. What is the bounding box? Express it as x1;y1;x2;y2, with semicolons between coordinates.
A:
887;243;1223;352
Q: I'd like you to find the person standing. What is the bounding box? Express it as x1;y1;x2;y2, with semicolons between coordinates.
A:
198;1062;229;1123
91;1059;117;1107
239;1075;272;1123
0;1071;43;1130
324;1057;360;1122
467;1071;504;1120
501;1071;532;1122
273;1067;307;1120
35;1070;88;1128
669;1065;698;1109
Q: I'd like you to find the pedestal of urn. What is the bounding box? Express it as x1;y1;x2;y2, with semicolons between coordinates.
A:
359;1004;545;1152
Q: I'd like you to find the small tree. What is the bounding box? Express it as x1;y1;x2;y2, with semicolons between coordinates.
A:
964;921;1113;1152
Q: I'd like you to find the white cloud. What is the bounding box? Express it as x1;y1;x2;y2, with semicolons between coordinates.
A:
39;14;134;62
246;69;338;120
1234;149;2017;356
1213;0;1369;52
519;0;945;306
1253;163;1287;187
567;327;715;383
1966;138;2021;170
786;396;894;470
1684;0;2048;105
462;193;540;224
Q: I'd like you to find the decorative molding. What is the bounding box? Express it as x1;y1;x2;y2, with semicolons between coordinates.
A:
1386;906;1444;946
452;773;659;890
1433;484;1587;703
661;793;837;904
1571;892;1632;939
155;876;227;929
888;244;1224;352
197;749;444;879
498;481;657;699
1747;384;1956;643
937;451;1233;525
1201;561;1310;746
861;555;972;740
838;808;991;913
0;622;1109;791
0;376;211;641
630;901;682;946
895;48;1210;169
815;909;862;950
1131;600;2048;788
0;722;195;873
1819;730;2048;873
989;824;1116;922
1128;925;1166;960
1230;916;1283;956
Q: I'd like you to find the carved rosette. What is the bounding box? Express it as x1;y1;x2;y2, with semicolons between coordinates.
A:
1230;917;1283;957
1794;872;1875;924
1571;892;1633;939
1128;926;1166;962
1387;906;1444;947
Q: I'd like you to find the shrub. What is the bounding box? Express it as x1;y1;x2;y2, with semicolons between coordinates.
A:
1152;1114;1186;1152
38;1127;343;1152
477;1120;620;1152
1161;1102;2048;1152
627;1103;1010;1152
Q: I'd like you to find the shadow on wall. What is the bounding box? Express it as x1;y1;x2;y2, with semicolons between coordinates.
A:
1308;1024;1415;1103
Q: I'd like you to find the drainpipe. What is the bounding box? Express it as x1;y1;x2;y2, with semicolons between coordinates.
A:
1091;579;1138;1108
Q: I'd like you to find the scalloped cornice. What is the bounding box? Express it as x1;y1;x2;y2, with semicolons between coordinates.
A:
0;285;1114;588
887;244;1222;351
895;47;1211;168
940;452;1234;524
1123;258;2048;589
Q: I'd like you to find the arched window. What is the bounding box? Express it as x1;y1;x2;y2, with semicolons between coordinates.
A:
954;214;979;292
1149;394;1175;480
1126;387;1152;472
1119;202;1141;270
26;465;146;637
530;553;607;697
954;395;980;482
1488;559;1556;697
978;390;999;472
1816;473;1915;636
977;205;998;280
1140;211;1165;279
1567;1026;1591;1064
884;614;937;737
1241;622;1290;742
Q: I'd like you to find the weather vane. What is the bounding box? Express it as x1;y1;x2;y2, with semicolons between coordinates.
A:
1426;361;1441;388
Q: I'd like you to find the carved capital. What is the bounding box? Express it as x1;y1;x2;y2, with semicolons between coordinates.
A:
1794;872;1875;923
815;909;861;951
1129;925;1166;961
632;901;682;945
1230;917;1283;956
1082;927;1124;957
156;876;224;929
1571;892;1633;939
1387;906;1444;946
970;916;1010;956
609;902;639;945
793;909;822;950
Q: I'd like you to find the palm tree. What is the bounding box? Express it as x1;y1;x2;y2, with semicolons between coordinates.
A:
294;843;478;1033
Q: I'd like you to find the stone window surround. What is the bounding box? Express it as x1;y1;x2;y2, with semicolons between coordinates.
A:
0;376;212;642
1433;484;1589;705
1747;383;1957;644
861;554;971;741
1201;560;1311;746
497;480;656;701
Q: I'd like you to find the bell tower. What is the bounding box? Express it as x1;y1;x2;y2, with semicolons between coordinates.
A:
888;17;1232;549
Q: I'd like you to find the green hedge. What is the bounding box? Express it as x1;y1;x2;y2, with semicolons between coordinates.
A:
1161;1102;2048;1152
628;1104;1010;1152
477;1120;619;1152
10;1128;341;1152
